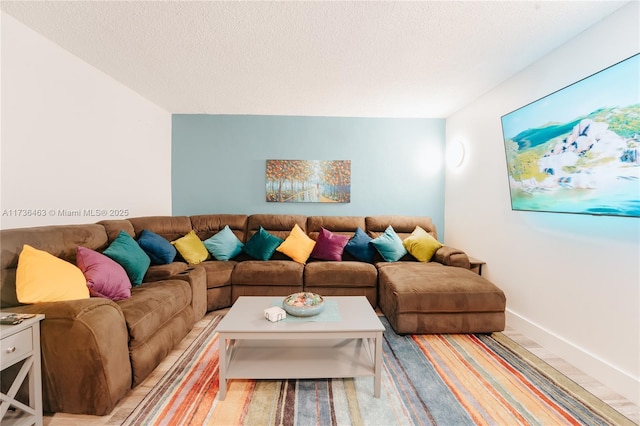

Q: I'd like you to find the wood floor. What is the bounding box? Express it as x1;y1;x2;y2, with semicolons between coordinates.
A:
42;311;639;425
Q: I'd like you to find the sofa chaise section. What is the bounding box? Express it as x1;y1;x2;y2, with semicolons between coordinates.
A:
378;262;506;334
365;215;505;334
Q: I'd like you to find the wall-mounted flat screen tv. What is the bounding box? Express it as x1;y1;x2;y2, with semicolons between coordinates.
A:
501;53;639;218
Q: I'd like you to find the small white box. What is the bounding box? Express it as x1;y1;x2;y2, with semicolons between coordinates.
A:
264;306;286;322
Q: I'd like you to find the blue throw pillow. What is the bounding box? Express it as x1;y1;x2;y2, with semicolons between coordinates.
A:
203;225;244;261
103;230;151;285
344;227;376;263
242;227;284;261
370;225;408;262
137;229;177;265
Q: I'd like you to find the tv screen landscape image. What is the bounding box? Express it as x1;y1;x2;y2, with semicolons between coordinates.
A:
501;53;640;218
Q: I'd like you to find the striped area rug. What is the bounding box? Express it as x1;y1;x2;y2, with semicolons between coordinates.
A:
123;316;633;426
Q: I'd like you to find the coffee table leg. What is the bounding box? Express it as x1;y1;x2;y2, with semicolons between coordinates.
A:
374;332;382;398
218;333;227;400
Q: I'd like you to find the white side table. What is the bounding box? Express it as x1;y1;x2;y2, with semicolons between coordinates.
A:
1;314;44;426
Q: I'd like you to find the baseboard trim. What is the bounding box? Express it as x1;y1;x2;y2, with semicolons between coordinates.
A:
506;309;639;405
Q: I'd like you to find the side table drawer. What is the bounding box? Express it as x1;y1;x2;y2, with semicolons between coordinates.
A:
1;328;33;369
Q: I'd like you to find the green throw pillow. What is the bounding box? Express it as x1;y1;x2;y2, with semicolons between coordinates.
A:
243;227;284;261
103;230;151;286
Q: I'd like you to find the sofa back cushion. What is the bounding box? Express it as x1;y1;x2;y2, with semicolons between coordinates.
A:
0;224;108;308
99;219;136;242
128;216;192;242
365;216;438;240
306;216;365;238
190;214;248;242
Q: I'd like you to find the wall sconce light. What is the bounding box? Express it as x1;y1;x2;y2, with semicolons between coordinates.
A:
447;140;466;168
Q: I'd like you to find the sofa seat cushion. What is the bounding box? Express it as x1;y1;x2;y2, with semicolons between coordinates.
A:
199;260;237;289
377;262;505;313
304;261;377;288
144;262;189;281
117;279;191;348
232;260;303;286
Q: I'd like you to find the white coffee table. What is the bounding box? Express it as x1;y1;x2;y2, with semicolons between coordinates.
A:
216;296;384;400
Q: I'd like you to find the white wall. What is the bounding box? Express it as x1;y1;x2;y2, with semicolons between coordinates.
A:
0;13;171;230
445;2;639;404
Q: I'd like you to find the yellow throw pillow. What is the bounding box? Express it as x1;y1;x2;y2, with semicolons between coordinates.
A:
402;226;443;262
172;230;209;264
16;244;90;303
276;224;316;264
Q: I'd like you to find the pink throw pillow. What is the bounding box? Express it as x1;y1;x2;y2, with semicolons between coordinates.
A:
310;228;350;261
76;246;132;301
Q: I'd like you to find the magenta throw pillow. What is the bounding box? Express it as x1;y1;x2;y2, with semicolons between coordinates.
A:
76;246;132;301
310;228;350;261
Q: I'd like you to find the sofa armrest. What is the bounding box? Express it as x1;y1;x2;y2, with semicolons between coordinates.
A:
433;246;471;269
4;298;131;415
173;265;207;321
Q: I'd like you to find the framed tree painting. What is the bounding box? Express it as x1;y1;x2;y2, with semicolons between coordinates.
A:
266;160;351;203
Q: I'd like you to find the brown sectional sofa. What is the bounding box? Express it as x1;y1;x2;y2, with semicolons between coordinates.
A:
0;213;506;415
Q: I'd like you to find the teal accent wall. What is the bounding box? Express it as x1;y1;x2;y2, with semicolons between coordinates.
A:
172;115;447;237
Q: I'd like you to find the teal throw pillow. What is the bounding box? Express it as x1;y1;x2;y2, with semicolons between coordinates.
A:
137;229;177;265
203;225;244;261
370;225;408;262
103;230;151;285
344;227;376;263
242;227;284;261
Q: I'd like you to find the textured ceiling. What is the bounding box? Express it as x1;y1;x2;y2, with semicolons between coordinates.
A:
0;1;629;117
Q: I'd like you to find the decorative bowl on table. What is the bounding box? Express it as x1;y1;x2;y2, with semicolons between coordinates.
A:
282;292;325;317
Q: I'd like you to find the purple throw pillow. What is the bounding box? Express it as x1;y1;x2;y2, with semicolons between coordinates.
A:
310;228;350;261
76;246;132;301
